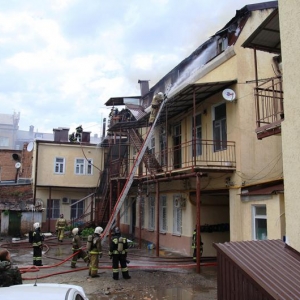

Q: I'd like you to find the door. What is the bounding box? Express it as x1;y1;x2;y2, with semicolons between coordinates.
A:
8;211;21;236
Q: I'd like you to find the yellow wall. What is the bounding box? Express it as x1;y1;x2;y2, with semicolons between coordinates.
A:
279;0;300;251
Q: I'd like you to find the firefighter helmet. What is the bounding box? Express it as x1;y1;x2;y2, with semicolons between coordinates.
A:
94;226;103;234
33;222;40;229
114;227;120;234
72;228;79;235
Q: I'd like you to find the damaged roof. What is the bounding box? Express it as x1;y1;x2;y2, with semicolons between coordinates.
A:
242;8;280;54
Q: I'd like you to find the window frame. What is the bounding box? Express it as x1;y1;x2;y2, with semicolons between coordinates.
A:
173;195;182;236
148;195;155;231
47;199;60;219
252;205;267;240
160;195;167;233
212;102;227;152
54;157;65;174
70;199;84;220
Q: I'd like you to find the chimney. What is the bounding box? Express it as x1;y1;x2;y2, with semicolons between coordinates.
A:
53;127;69;142
81;131;91;143
29;125;34;133
138;80;150;97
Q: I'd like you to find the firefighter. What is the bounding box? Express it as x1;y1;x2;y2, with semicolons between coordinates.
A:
56;213;67;242
148;92;165;126
109;227;131;280
32;222;44;266
192;226;203;262
87;226;103;277
0;248;23;287
70;228;89;268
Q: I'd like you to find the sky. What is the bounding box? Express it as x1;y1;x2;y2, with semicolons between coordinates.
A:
0;0;270;137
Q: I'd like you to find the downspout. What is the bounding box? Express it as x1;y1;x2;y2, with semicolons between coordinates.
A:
193;88;196;166
155;181;160;257
47;187;52;232
196;173;201;273
33;141;39;206
254;47;260;128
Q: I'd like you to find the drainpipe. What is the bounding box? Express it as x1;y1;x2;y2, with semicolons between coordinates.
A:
193;88;196;166
196;173;201;273
155;181;160;257
48;187;52;232
33;141;39;206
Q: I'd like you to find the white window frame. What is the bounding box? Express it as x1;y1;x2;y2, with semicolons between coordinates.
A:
75;158;85;175
173;195;182;236
74;158;93;175
54;157;65;174
252;205;267;240
212;102;227;152
192;114;202;157
47;199;60;219
160;195;167;233
148;195;155;231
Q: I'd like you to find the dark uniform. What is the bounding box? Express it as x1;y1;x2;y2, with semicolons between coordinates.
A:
71;228;89;268
88;227;103;278
109;227;131;280
32;223;44;266
192;227;203;262
0;260;23;287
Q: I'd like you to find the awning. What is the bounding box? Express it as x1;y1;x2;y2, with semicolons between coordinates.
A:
242;8;280;54
241;181;284;196
105;96;140;106
139;79;237;125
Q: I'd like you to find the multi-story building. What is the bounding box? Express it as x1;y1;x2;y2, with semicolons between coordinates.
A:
97;2;281;257
32;127;104;232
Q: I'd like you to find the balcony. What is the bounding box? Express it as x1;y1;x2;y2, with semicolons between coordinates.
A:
255;76;284;139
109;139;236;178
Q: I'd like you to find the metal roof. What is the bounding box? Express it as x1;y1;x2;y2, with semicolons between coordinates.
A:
154;80;237;125
242;8;280;54
214;239;300;299
241;180;284;196
105;96;140;106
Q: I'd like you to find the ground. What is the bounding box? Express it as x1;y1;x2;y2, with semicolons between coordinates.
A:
0;235;217;300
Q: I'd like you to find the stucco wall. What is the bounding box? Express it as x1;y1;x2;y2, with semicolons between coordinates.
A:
279;0;300;251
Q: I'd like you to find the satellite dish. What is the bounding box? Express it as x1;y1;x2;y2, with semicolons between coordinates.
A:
222;89;236;101
15;162;22;169
27;142;34;152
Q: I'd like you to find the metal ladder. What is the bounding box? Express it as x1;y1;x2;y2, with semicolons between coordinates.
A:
101;97;166;242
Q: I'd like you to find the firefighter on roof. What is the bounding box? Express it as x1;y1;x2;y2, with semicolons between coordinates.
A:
148;92;165;126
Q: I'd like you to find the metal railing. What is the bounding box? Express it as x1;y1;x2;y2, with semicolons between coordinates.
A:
108;139;236;177
255;76;284;129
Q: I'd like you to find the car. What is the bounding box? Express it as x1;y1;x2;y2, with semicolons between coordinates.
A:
0;283;89;300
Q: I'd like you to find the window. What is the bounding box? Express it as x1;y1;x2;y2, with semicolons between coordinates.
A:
54;157;65;174
86;159;93;175
0;136;9;147
75;158;85;174
70;200;84;219
213;103;227;151
124;197;129;224
149;136;155;155
75;158;93;175
160;195;167;232
192;114;202;156
47;199;60;219
159;126;167;166
173;195;182;235
252;205;267;240
148;195;155;230
217;37;228;54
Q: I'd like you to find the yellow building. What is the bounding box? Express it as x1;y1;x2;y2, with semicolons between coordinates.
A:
101;2;282;258
32;127;104;232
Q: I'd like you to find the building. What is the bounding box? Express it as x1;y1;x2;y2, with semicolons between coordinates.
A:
32;127;104;232
96;1;281;258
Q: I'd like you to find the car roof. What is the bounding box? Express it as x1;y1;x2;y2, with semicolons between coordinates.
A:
0;283;89;300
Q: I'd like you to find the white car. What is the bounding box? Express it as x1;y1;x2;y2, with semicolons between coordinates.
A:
0;283;89;300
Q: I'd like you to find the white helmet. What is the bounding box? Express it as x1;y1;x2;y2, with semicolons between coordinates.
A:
72;228;79;235
33;222;40;229
94;226;103;234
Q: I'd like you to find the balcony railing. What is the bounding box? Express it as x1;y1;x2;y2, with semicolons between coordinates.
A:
109;139;236;178
255;76;284;139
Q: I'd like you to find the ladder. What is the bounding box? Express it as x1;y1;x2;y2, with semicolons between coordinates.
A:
101;96;167;242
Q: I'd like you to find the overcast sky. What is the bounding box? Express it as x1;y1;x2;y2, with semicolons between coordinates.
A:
0;0;269;137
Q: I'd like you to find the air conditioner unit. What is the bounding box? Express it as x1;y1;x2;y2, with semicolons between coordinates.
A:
62;197;70;204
